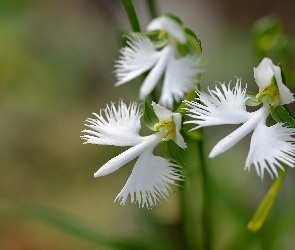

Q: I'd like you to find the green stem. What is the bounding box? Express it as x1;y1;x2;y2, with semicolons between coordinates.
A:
180;130;212;249
180;141;200;249
198;128;212;250
146;0;158;19
193;72;212;249
122;0;141;32
248;166;287;232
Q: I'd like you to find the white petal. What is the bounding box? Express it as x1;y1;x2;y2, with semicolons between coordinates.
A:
151;102;172;121
159;55;200;109
245;122;295;179
147;16;186;44
114;34;160;86
271;63;295;105
81;100;142;146
253;57;274;89
94;133;162;177
174;129;187;149
139;45;173;99
115;150;183;208
172;113;187;149
184;80;253;129
173;113;182;131
209;107;269;158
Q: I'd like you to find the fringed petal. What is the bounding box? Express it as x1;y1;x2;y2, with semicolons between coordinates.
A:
184;80;253;129
245;122;295;179
114;34;160;86
115;149;183;208
159;55;201;109
81;100;142;146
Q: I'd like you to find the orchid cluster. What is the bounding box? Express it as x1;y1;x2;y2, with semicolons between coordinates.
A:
81;13;295;209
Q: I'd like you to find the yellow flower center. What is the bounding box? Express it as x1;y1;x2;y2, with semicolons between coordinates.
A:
154;120;176;141
158;29;167;40
256;83;279;106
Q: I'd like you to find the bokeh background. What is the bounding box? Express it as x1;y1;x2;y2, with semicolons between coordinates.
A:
1;0;295;249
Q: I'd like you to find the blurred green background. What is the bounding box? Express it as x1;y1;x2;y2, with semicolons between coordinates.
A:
1;0;295;249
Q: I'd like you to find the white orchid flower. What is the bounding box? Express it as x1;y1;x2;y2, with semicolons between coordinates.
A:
185;58;295;179
254;57;294;106
114;15;201;109
81;100;186;208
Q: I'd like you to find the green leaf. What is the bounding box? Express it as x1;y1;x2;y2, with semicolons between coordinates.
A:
161;140;187;169
143;100;158;130
245;91;261;106
248;167;287;232
270;105;295;127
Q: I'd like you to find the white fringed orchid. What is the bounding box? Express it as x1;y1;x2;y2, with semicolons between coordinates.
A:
185;58;295;179
115;15;201;108
81;100;186;208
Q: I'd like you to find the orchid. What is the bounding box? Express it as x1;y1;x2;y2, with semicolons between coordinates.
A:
81;100;186;208
185;57;295;179
114;15;202;108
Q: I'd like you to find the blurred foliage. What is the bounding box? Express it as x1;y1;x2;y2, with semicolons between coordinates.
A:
253;15;295;87
253;15;294;60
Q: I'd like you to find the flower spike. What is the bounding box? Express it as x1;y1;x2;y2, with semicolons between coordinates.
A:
82;100;185;207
